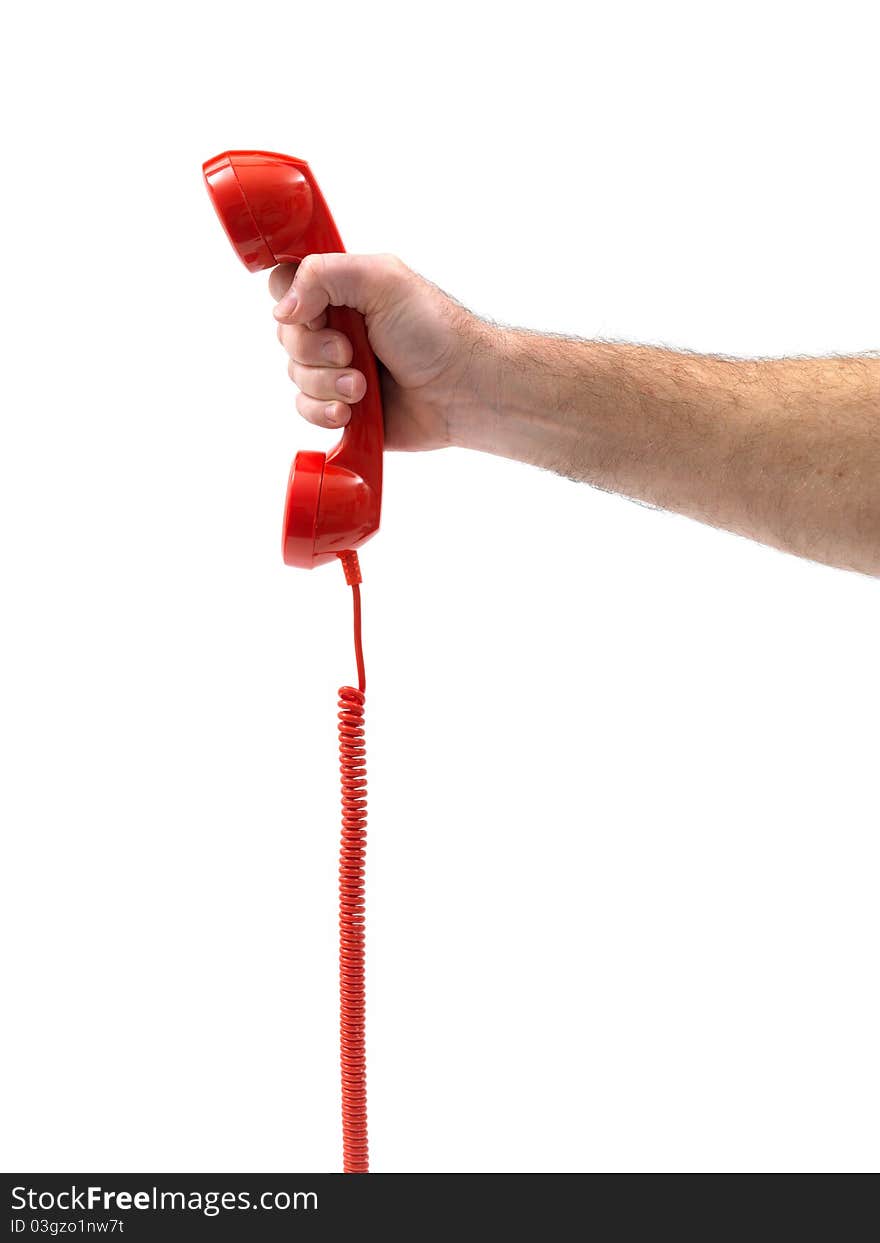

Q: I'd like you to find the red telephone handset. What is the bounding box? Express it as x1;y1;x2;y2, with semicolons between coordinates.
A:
203;150;383;568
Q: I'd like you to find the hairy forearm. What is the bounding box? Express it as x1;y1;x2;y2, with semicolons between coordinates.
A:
454;329;880;575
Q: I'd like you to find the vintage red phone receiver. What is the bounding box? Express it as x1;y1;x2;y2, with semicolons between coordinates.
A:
203;151;383;568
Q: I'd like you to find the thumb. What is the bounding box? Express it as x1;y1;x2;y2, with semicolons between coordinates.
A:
268;262;299;303
272;253;404;326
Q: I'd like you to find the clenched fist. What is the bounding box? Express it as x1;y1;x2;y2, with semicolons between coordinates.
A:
271;254;493;452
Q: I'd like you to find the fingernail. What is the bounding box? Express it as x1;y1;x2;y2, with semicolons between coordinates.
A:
335;373;355;398
274;289;298;319
321;340;340;363
325;403;348;425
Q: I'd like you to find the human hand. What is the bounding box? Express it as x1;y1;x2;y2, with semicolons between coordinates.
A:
271;255;491;451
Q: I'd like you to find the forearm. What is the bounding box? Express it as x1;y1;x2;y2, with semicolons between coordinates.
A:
454;329;880;575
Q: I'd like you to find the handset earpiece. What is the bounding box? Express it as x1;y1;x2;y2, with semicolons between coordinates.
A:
203;150;383;567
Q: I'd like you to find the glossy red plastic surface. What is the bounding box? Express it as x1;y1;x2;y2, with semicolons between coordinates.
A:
203;151;383;568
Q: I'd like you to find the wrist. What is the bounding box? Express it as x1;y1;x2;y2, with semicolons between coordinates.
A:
442;317;504;452
448;322;587;470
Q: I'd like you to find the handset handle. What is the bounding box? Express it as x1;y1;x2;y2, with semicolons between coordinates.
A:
321;304;384;486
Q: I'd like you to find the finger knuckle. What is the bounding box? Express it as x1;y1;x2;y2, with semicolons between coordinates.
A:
379;252;406;278
289;326;309;357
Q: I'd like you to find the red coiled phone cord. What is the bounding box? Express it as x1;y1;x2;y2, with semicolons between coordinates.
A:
336;550;368;1172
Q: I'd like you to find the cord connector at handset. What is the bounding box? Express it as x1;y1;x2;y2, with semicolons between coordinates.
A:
337;549;363;587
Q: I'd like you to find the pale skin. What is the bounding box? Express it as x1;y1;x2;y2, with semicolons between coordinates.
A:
270;255;880;576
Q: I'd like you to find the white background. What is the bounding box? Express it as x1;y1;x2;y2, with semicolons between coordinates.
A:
2;0;878;1174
